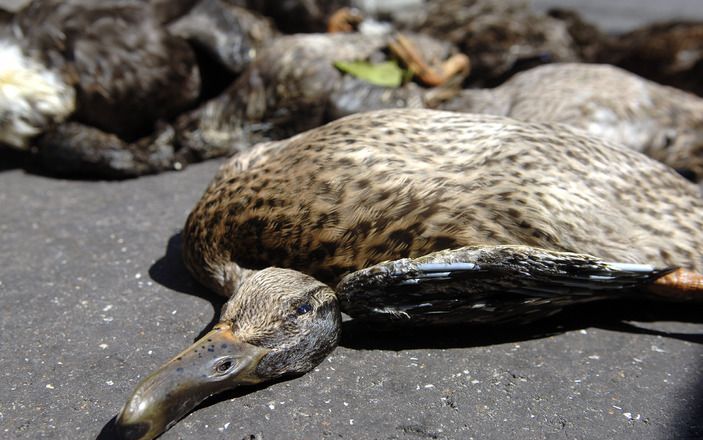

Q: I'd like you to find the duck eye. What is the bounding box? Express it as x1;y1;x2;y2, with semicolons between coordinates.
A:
296;304;312;315
214;359;234;374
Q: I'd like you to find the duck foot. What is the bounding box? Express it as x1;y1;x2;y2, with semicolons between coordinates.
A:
388;33;471;87
649;268;703;302
327;7;364;33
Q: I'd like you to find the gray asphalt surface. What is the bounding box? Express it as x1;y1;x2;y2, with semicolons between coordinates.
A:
531;0;703;32
2;2;703;440
1;157;702;439
2;156;702;440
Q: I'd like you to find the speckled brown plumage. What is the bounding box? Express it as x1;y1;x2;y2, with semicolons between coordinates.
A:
440;63;703;181
183;108;703;296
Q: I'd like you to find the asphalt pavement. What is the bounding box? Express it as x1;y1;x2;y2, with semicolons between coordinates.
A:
1;1;703;439
531;0;703;32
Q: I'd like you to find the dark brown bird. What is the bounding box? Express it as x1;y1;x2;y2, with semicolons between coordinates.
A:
0;0;199;176
597;21;703;97
173;31;466;160
394;0;580;86
116;109;703;439
0;0;274;177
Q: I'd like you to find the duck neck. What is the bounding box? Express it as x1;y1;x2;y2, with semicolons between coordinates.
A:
219;262;259;298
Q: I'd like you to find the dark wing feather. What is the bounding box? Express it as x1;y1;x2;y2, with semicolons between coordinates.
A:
336;245;675;325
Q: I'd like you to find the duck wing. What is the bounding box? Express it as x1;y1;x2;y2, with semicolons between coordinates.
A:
336;245;674;325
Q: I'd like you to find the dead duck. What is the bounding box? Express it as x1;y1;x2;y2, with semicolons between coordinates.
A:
0;0;274;177
394;0;580;87
173;31;468;160
326;1;584;87
116;109;703;439
550;10;703;97
0;0;198;176
6;0;200;144
597;21;703;97
440;63;703;181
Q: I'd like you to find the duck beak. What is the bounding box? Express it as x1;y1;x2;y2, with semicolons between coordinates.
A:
115;323;270;440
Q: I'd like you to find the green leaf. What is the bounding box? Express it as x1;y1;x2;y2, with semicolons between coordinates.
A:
334;60;406;88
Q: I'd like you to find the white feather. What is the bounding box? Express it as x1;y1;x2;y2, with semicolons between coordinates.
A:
0;41;75;149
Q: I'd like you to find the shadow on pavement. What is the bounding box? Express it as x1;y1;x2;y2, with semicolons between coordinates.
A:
0;146;111;180
340;299;703;351
0;147;35;173
677;366;703;438
95;416;120;440
149;232;225;339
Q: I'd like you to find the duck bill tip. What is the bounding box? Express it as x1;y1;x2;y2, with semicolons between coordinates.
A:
114;323;270;440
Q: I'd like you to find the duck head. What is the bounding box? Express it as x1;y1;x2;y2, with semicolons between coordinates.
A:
115;267;341;440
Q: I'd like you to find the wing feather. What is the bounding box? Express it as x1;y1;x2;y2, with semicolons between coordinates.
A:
336;245;674;325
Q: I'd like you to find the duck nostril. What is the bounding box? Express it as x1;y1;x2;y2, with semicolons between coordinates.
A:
215;360;233;374
114;420;151;440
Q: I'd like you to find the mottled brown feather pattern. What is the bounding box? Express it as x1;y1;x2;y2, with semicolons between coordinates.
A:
183;109;703;296
441;63;703;179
